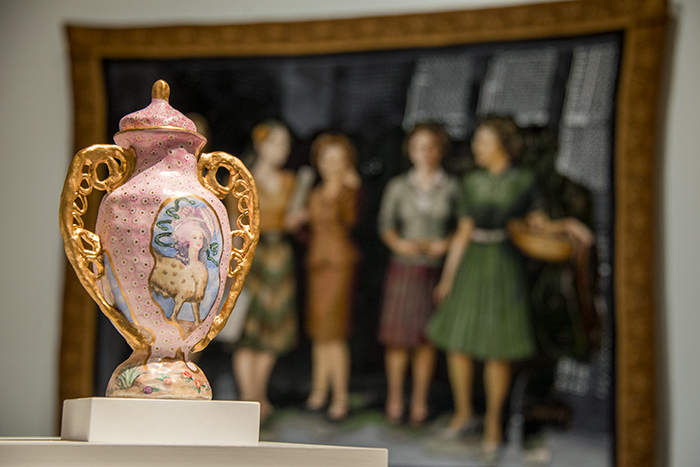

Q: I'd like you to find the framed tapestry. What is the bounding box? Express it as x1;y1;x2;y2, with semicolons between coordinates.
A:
62;1;667;465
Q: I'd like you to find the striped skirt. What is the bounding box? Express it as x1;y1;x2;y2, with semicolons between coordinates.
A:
378;260;442;348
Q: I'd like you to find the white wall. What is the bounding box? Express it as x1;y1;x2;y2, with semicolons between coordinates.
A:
0;1;697;465
663;1;700;466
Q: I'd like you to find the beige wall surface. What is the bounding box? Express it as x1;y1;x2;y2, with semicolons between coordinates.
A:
0;1;698;466
662;2;700;467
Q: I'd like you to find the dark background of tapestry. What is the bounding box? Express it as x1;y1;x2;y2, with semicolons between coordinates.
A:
95;32;621;433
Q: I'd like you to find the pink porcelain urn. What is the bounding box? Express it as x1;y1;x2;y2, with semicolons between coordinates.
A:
59;80;259;399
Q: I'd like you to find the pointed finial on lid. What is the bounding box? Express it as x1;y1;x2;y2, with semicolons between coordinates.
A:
152;80;170;101
118;80;197;132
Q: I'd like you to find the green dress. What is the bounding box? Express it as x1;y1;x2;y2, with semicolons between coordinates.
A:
427;167;541;360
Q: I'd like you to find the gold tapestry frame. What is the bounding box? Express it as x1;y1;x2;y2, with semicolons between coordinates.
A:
63;1;667;465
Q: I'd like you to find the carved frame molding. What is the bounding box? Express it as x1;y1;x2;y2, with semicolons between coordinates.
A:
63;1;667;465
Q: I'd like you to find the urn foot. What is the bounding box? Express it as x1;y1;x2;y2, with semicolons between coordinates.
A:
106;351;212;400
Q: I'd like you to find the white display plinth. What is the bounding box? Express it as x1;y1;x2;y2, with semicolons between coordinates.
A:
61;398;259;446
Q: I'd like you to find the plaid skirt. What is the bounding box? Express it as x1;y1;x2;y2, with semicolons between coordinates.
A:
378;260;442;348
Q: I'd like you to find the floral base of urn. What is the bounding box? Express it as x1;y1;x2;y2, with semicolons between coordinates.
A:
106;351;211;399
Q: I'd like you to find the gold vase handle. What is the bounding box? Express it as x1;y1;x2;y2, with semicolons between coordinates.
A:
59;144;148;350
195;151;260;351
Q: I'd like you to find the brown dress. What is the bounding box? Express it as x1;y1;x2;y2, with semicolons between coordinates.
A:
306;185;359;342
235;171;298;354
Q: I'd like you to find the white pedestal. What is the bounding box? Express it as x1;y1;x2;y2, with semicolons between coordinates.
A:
61;398;259;446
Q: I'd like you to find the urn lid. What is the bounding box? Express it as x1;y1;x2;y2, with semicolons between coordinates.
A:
118;80;198;133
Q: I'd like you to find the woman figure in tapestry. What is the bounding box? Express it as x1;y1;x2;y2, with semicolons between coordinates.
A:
377;123;458;426
229;120;299;421
428;116;592;453
303;132;361;421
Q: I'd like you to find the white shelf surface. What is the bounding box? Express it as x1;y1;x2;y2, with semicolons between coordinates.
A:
0;438;388;466
0;398;387;466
